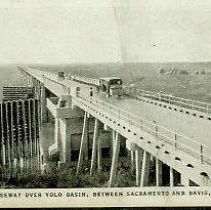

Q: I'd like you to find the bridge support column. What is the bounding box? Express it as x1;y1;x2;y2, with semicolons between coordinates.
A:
28;99;33;169
131;151;135;171
20;157;24;170
200;175;211;186
12;102;17;171
180;174;189;186
19;100;27;171
48;117;60;160
108;132;120;187
16;101;21;171
22;100;28;171
55;118;60;150
8;102;14;171
76;112;88;175
104;124;108;131
49;102;85;166
5;102;11;168
170;167;174;187
109;130;113;158
10;102;14;170
97;137;102;172
111;130;116;156
32;100;37;168
1;103;6;166
40;84;47;123
13;160;17;178
135;148;143;186
58;118;69;165
36;139;41;170
83;118;89;162
140;150;150;187
155;158;163;186
1;143;6;167
34;100;38;156
90;119;99;175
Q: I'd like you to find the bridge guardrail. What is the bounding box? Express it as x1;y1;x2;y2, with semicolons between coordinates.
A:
124;87;211;116
76;92;211;165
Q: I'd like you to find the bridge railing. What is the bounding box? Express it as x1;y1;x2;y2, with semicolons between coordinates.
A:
124;87;211;115
76;92;211;165
41;75;72;95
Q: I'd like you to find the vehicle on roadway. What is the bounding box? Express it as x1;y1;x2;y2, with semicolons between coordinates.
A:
66;74;123;98
70;74;101;87
99;77;123;98
57;72;65;79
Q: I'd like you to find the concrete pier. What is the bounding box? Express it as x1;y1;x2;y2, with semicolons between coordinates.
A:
97;134;102;172
140;151;150;187
109;132;121;187
130;150;135;171
77;112;88;174
90;119;99;175
135;148;142;186
155;158;163;186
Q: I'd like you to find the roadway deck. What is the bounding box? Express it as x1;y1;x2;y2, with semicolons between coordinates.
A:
21;67;211;149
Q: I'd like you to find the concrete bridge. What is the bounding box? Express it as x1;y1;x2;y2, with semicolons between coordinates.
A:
19;66;211;187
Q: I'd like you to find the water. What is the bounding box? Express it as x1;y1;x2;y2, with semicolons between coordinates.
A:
1;62;211;103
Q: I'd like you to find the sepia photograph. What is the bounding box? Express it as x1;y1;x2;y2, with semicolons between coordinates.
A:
0;0;211;208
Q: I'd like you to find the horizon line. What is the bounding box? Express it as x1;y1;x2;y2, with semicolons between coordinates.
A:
1;61;211;66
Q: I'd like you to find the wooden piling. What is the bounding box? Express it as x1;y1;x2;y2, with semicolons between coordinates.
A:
12;101;18;169
28;100;33;168
32;99;37;156
10;102;14;164
16;101;21;170
5;102;11;167
18;100;25;170
0;103;6;166
22;100;28;169
35;99;41;167
40;84;47;123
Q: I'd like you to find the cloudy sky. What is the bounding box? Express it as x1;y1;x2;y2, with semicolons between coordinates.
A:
0;0;211;63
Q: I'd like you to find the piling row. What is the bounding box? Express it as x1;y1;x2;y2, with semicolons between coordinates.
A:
0;99;41;174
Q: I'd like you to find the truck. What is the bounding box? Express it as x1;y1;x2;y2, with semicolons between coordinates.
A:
99;77;123;98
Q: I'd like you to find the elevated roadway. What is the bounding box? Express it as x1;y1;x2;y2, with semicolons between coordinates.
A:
19;66;211;187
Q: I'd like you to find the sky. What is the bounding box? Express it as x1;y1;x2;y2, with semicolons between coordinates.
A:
0;0;211;64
